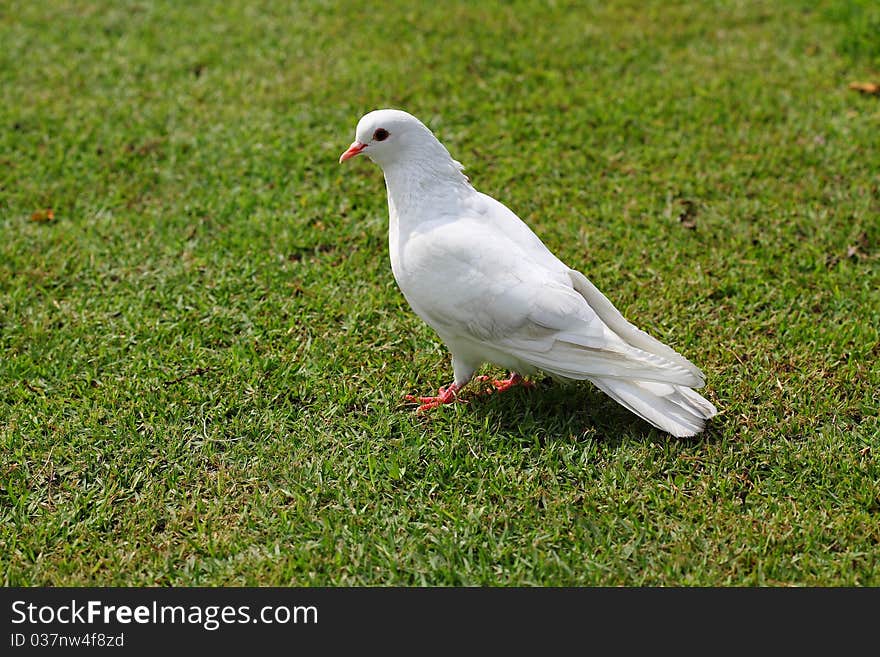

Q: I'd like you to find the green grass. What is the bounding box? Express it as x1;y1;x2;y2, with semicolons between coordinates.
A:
1;0;878;586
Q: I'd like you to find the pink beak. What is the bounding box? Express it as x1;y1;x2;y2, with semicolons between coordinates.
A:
339;141;366;163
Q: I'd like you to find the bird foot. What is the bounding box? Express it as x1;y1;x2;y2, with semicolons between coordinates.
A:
404;383;462;412
475;373;534;394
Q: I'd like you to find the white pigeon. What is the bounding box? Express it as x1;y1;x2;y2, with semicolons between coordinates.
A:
339;109;717;437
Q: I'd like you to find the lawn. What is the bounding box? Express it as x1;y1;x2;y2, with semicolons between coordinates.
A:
1;0;878;585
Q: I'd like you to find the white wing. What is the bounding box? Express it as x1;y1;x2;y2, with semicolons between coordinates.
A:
397;210;703;387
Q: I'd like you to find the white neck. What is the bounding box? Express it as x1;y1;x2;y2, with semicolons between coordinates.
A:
381;151;472;224
371;129;474;283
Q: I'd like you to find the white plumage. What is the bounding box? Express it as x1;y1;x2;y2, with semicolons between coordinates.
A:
339;109;717;437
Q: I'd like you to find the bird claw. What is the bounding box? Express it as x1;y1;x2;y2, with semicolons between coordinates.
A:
475;373;534;394
405;375;533;412
404;384;461;412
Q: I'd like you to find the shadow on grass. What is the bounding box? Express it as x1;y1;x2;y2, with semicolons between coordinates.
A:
451;378;720;449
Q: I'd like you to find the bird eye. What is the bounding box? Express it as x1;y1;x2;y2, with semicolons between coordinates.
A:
373;128;390;142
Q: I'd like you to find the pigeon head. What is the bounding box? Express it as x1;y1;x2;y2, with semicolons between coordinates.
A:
339;109;457;172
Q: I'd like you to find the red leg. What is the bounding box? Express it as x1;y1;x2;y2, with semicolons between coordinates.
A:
404;383;462;412
475;372;535;394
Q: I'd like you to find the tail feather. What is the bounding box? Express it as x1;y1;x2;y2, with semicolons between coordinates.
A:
590;377;717;438
568;269;706;383
505;338;704;387
564;268;717;436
